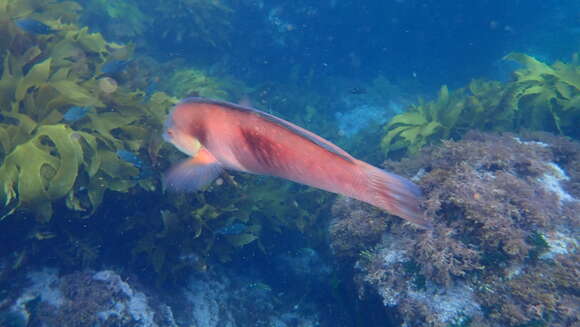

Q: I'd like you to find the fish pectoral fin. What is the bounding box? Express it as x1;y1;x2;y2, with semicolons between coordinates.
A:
163;148;223;192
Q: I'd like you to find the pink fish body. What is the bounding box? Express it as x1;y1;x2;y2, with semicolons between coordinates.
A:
163;98;430;228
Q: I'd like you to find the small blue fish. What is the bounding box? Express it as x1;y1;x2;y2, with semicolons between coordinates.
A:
116;150;143;168
63;106;91;122
215;223;247;235
100;59;133;75
15;19;55;34
116;150;157;180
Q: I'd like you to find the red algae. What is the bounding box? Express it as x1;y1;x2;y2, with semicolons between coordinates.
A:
330;131;580;327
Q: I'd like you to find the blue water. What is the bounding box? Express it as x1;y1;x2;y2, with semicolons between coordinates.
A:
80;0;579;88
1;1;579;326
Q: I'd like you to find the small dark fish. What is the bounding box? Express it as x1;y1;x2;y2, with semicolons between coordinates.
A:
100;59;133;75
349;87;367;95
215;223;247;235
63;106;91;122
116;150;143;168
15;19;55;34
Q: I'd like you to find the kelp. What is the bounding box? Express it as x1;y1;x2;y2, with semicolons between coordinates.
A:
163;68;250;100
115;173;331;285
0;125;86;221
380;85;483;155
504;53;580;137
83;0;148;39
0;0;333;287
381;53;580;156
0;0;176;221
381;86;452;155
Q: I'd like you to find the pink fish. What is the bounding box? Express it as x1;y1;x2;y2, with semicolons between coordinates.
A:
163;98;430;228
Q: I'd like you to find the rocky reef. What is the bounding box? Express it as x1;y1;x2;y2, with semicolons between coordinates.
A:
0;264;327;327
1;1;578;326
330;131;579;327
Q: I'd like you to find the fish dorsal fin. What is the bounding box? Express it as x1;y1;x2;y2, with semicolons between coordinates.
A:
180;97;355;163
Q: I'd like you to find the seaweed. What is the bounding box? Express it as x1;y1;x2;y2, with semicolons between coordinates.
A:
380;82;500;157
381;54;580;157
347;132;579;326
83;0;148;40
328;198;389;260
163;68;231;99
150;0;233;48
105;172;331;285
504;53;580;138
0;125;87;221
380;85;457;156
0;0;181;224
526;231;550;262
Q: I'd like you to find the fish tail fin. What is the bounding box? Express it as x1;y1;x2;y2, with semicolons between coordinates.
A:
164;148;223;192
357;161;431;229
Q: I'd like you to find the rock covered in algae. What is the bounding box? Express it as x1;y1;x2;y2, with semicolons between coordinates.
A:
0;266;325;327
3;268;177;327
330;131;579;327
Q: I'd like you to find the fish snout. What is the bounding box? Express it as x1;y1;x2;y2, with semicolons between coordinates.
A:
162;128;175;143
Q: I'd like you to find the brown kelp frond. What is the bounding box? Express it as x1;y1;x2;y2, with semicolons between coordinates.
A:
382;54;580;157
0;0;178;222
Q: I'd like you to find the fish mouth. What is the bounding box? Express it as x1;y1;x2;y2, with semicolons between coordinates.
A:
162;116;175;142
162;130;172;143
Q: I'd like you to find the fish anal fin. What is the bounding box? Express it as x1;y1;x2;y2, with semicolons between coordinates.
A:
164;148;223;192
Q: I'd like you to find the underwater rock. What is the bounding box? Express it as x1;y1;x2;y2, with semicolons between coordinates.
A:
273;247;332;285
1;266;326;327
329;197;390;260
4;269;178;327
178;267;324;327
91;270;174;327
22;269;65;308
335;103;394;138
332;131;580;327
182;274;233;327
333;76;409;138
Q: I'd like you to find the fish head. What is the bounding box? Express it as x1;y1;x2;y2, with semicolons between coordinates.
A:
163;110;202;157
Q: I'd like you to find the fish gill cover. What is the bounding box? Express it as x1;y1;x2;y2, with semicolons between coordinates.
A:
0;0;578;326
